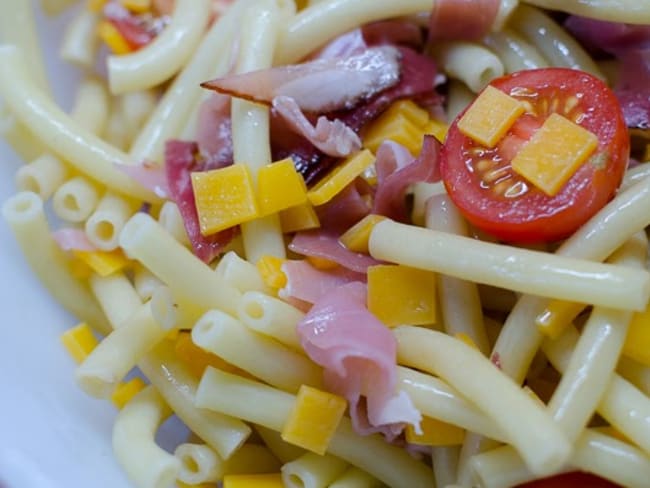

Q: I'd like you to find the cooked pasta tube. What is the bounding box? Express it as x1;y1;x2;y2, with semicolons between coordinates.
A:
433;42;505;93
445;80;475;124
157;201;191;247
150;285;203;331
510;5;603;78
282;452;348;488
40;0;77;16
457;433;501;487
394;326;571;475
104;103;129;151
482;28;549;72
432;446;460;488
107;0;212;94
369;220;650;311
215;251;270;294
192;309;322;392
15;153;68;199
112;385;181;488
85;192;137;251
223;444;282;475
52;176;100;223
59;7;100;69
69;78;110;137
237;291;304;351
118;90;159;145
195;367;435;488
0;106;42;162
174;443;222;484
522;0;650;23
0;46;160;202
89;272;143;330
617;357;650;397
133;264;164;301
255;425;305;464
1;191;109;333
426;195;489;354
119;213;241;315
623;163;650;190
329;466;382;488
139;342;251;460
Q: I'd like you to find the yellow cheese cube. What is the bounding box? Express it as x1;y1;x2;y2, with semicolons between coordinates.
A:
405;416;465;446
73;249;131;277
457;85;525;147
386;99;430;127
61;322;99;363
279;203;321;233
223;474;284;488
111;377;147;409
87;0;108;12
97;21;133;55
367;265;436;327
511;113;598;196
307;150;375;206
339;214;386;254
535;300;585;339
363;114;424;154
177;483;214;488
281;385;347;455
120;0;151;13
623;304;650;366
256;255;287;290
256;158;308;216
191;164;259;236
423;118;449;143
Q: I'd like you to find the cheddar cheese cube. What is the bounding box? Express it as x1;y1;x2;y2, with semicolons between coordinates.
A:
307;150;375;206
73;249;131;277
457;85;525;147
367;265;436;327
279;203;320;233
363;113;425;154
256;158;308;216
97;21;132;55
223;474;284;488
61;322;98;363
281;385;347;455
623;304;650;366
405;416;465;446
256;255;287;290
111;377;147;409
87;0;108;12
511;113;598;196
423;118;449;143
120;0;151;13
535;300;585;339
191;164;259;236
339;214;386;254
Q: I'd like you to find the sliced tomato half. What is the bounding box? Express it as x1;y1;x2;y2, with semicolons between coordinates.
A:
440;68;629;243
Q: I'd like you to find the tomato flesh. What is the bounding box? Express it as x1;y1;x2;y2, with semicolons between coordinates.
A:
440;68;629;243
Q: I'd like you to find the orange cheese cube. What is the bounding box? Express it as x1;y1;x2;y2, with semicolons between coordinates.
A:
281;385;347;455
73;249;131;277
307;150;375;206
111;377;147;409
257;158;308;216
97;21;132;55
223;474;284;488
339;214;386;254
457;85;525;147
363;113;424;154
367;265;436;327
511;113;598;196
279;203;320;233
623;304;650;366
423;118;449;143
256;255;287;290
405;416;465;446
191;164;259;236
61;322;99;363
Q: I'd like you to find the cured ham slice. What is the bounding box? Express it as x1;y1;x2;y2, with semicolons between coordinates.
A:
289;231;380;273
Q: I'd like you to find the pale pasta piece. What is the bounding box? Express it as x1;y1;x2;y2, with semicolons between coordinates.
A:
52;176;100;223
522;0;650;23
329;466;382;488
192;309;322;392
15;153;68;199
70;78;110;137
104;103;130;151
282;452;348;488
0;106;43;162
255;425;305;464
158;201;191;247
174;443;221;484
215;251;270;294
40;0;78;16
60;8;101;70
482;28;549;73
432;446;460;488
223;444;282;475
108;0;212;94
1;191;110;333
445;81;476;124
89;272;143;330
617;357;650;397
457;434;501;487
433;42;504;93
119;90;159;147
411;181;446;226
133;264;165;301
85;192;137;251
149;285;203;330
113;386;181;488
195;367;436;488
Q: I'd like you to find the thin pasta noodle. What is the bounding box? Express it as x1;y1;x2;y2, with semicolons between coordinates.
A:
133;264;165;301
214;251;270;294
1;191;110;333
59;8;100;70
482;28;549;73
432;446;460;488
329;466;381;488
223;444;282;475
70;78;110;137
150;285;203;330
174;443;221;484
521;0;650;24
255;425;305;464
107;0;212;94
15;153;68;199
617;357;650;397
103;102;130;150
157;201;191;247
112;385;181;488
40;0;78;16
456;434;501;487
52;176;100;223
433;41;505;93
0;106;43;162
118;90;159;146
281;452;348;488
195;367;436;488
85;192;137;251
89;272;143;331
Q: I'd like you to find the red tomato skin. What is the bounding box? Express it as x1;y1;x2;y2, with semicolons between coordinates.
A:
440;68;629;243
516;471;621;488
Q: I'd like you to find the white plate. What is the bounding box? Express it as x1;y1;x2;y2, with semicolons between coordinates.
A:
0;6;132;488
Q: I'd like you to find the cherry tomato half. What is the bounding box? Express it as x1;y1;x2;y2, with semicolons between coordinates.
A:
516;471;620;488
440;68;629;243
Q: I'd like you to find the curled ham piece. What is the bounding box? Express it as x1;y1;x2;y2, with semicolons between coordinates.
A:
196;92;234;166
272;96;361;157
103;1;159;49
52;228;97;252
279;260;365;304
164;140;237;263
429;0;499;42
315;182;371;233
297;282;421;438
201;46;402;113
115;161;170;199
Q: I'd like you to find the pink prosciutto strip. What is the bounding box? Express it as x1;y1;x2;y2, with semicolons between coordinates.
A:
196;93;234;166
272;96;361;157
115;161;170;199
315;183;371;234
280;260;365;304
373;135;441;222
297;282;421;437
52;228;97;252
429;0;499;42
201;46;402;113
164;140;237;263
289;230;380;273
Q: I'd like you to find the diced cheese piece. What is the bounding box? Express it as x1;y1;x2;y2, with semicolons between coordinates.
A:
339;214;386;254
223;474;284;488
623;303;650;366
388;99;430;127
367;265;436;327
97;21;132;55
61;322;99;363
70;258;93;280
87;0;108;12
281;385;347;455
307;150;375;206
457;85;525;147
256;158;308;216
73;249;131;277
279;203;320;233
256;255;287;290
306;256;338;270
405;416;465;446
535;300;585;339
111;377;147;409
363;113;424;154
454;332;479;351
175;331;242;378
177;483;214;488
511;113;599;196
423;118;449;143
120;0;151;13
191;164;259;236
